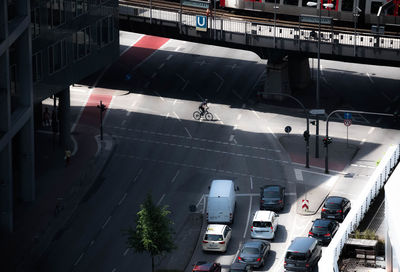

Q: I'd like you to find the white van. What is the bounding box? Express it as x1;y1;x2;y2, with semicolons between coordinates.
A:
250;210;278;240
207;180;236;224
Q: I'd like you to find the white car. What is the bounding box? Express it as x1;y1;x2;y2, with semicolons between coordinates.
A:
202;224;232;252
250;210;278;240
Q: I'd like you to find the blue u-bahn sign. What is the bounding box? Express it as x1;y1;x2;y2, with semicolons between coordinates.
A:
196;15;207;32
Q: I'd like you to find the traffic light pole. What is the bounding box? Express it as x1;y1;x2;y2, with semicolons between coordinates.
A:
265;93;310;168
324;109;395;174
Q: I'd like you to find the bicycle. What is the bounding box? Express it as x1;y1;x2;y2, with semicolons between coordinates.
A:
193;108;213;121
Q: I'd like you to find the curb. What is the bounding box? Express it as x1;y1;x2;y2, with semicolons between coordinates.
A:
17;133;116;271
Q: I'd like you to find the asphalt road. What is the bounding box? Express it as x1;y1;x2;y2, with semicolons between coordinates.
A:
38;31;400;272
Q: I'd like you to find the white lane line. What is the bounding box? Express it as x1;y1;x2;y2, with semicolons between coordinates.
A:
71;136;78;156
74;253;84;266
243;195;253;239
173;112;181;122
360;138;366;145
158;63;165;69
366;72;374;84
118;193;127;205
181;81;189;91
102;216;111;229
176;73;185;82
90;240;95;247
229;135;234;142
251;109;260;119
196;195;205;208
233;125;238;130
71;88;93;133
376;118;382;124
214;72;224;92
144;81;150;88
165;112;170;119
214;113;223;124
294;169;303;181
267;126;278;140
123;248;130;256
233;138;237;145
171;170;180;183
157;194;166;206
154;91;165;101
121;120;126;126
381;91;391;102
173;99;177;105
367;127;375;134
237;114;242;120
175;46;181;52
126;101;137;117
112;268;116;272
151;72;157;78
184;127;192;138
250;176;253;190
166;54;173;60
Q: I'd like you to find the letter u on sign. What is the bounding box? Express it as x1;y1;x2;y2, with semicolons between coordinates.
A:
196;15;207;32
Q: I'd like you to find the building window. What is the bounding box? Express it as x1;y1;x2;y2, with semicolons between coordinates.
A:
97;16;114;47
73;27;91;60
31;7;41;39
72;0;88;17
32;52;43;83
48;40;67;74
341;0;354;11
47;0;65;28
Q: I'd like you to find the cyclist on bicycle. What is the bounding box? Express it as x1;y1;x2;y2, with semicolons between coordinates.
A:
199;99;208;116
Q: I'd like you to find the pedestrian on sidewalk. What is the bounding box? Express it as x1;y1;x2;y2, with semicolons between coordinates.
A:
43;107;50;127
64;149;71;166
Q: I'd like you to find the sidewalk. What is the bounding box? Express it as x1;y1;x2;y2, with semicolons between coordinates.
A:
0;86;115;271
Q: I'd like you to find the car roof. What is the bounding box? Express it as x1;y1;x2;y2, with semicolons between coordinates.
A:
326;196;347;204
262;185;282;192
209;180;233;197
287;237;317;253
313;219;333;227
205;224;225;234
253;210;274;222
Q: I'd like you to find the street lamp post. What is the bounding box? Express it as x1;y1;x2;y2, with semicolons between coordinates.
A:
273;2;279;48
324;110;395;174
353;6;362;56
306;1;333;159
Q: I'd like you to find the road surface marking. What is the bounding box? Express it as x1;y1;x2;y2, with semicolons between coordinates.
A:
366;72;374;84
166;54;173;60
232;89;243;100
325;176;338;188
243;195;253;238
102;216;111;229
157;194;166;206
376;118;382;124
251;109;261;119
118;193;127;205
74;253;84;266
181;81;189;91
266;126;278;140
360;138;366;145
154;91;165;101
250;176;253;190
184;127;192;138
158;63;165;69
173;112;181;122
112;268;116;272
175;46;181;52
237;114;242;120
381;91;391;101
242;104;246;108
214;113;223;124
144;81;150;88
294;169;303;181
121;120;127;126
165;112;170;119
229;135;234;142
196;195;204;208
214;72;224;92
123;248;130;256
90;240;95;246
171;170;180;183
173;99;177;105
233;124;237;130
151;72;157;78
368;127;375;134
176;73;185;82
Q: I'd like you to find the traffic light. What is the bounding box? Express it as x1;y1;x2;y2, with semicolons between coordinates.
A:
323;137;332;147
303;130;310;141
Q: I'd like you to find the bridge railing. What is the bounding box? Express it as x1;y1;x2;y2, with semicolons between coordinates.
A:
119;4;400;51
318;144;400;272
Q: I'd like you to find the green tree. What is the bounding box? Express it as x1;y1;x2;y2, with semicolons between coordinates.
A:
124;193;176;272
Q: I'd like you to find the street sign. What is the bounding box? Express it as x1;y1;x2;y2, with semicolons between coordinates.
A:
309;109;326;116
183;0;210;9
300;14;333;25
285;126;292;134
344;112;352;120
196;15;207;32
302;199;309;211
344;119;352;127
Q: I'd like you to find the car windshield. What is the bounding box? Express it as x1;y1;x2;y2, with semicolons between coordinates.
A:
324;202;341;209
263;190;280;198
253;221;272;228
242;247;259;255
204;234;223;241
286;252;307;260
311;225;328;233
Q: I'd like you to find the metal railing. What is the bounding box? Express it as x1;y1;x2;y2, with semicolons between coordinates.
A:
119;4;400;51
318;144;400;271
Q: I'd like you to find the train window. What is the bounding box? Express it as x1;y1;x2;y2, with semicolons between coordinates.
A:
301;0;310;6
361;37;364;42
370;2;381;14
340;35;343;39
283;0;299;6
341;0;353;11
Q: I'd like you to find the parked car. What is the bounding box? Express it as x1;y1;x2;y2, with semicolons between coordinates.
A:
250;210;278;240
321;196;351;222
237;240;270;268
192;261;221;272
308;219;339;245
229;262;252;272
284;237;321;272
260;185;285;211
207;180;236;224
202;224;232;252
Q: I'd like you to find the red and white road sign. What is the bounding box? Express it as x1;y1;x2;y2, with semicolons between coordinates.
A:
344;119;352;127
302;199;309;210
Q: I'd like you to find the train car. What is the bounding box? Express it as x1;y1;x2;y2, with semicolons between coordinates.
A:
220;0;400;26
